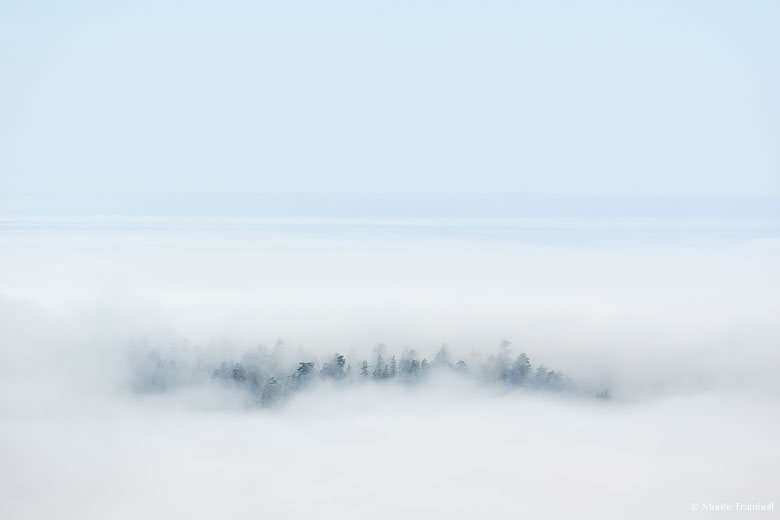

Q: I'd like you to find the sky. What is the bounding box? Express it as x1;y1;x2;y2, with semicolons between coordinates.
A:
2;0;779;197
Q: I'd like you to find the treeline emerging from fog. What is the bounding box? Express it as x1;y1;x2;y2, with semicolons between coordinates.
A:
128;340;611;407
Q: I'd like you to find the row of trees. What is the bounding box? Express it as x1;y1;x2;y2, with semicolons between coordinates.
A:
130;341;610;406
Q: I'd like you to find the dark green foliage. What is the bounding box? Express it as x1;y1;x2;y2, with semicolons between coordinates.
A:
261;377;282;406
321;353;347;380
232;363;247;383
510;353;532;386
295;362;316;387
131;341;601;408
533;365;548;387
495;340;513;383
373;354;385;379
545;370;564;391
399;351;421;381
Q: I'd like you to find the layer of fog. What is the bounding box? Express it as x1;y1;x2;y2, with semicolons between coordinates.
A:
1;217;778;518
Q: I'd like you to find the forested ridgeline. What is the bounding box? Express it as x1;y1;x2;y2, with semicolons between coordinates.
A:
128;341;611;406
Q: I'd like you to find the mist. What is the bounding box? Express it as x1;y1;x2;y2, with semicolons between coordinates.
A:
0;216;778;518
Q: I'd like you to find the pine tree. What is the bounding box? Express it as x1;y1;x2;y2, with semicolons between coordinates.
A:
373;354;385;379
545;370;564;391
232;363;247;383
261;376;281;406
212;361;230;380
510;353;532;386
434;346;451;366
496;340;513;383
321;353;347;380
295;362;316;387
534;365;549;388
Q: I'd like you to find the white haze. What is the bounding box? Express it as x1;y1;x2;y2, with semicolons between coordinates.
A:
1;216;779;519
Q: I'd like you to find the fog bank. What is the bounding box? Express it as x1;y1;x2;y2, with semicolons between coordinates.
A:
1;217;778;518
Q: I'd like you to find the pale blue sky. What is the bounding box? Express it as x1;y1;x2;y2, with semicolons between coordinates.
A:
2;0;778;196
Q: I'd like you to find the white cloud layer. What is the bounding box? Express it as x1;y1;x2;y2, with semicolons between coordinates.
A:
1;217;778;518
